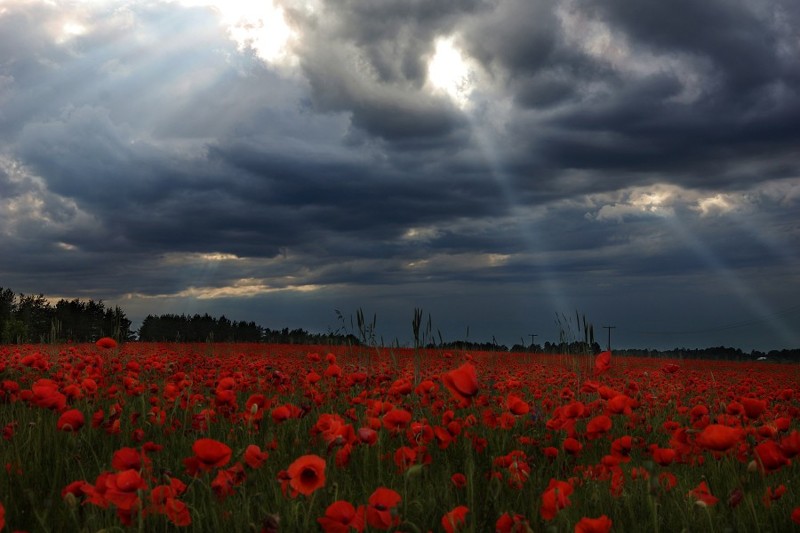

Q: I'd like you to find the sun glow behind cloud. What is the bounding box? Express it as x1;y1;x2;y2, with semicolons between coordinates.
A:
586;182;791;223
175;0;298;66
426;37;475;109
124;279;321;300
59;21;87;41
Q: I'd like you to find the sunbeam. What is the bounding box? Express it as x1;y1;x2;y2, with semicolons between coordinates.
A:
466;117;571;316
423;35;571;317
663;214;799;346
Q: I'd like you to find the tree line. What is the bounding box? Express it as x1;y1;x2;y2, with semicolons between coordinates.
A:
137;313;358;345
612;345;800;362
0;287;132;344
0;286;357;345
433;339;604;355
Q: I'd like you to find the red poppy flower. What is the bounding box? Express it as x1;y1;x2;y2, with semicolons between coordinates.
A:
594;351;611;375
150;479;191;526
754;440;790;472
324;364;343;379
575;515;613;533
31;379;66;411
695;424;743;452
543;446;559;460
741;397;767;419
662;363;680;374
451;473;467;489
651;446;677;466
688;481;718;507
0;501;5;531
611;435;633;462
81;471;112;508
358;427;378;445
244;444;269;469
96;337;118;349
382;409;412;432
245;394;269;415
763;484;787;507
150;477;187;505
507;395;530;416
105;469;147;510
442;506;469;533
563;437;583;455
393;446;417;472
271;404;302;424
191;438;232;471
317;500;365;533
112;447;150;472
495;512;530;533
287;454;326;497
780;430;800;458
62;480;89;503
442;363;479;407
659;472;677;491
211;464;246;500
540;479;573;520
366;487;402;530
606;394;634;415
164;498;191;527
792;507;800;525
57;409;85;432
585;415;612;440
271;405;292;423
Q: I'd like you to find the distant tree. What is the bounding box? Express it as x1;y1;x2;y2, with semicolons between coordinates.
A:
55;299;84;341
15;293;52;342
0;287;17;334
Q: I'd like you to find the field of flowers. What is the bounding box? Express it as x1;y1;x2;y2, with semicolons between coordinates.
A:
0;340;799;532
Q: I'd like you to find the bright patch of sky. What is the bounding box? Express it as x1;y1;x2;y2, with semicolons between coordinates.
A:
426;37;475;109
175;0;300;67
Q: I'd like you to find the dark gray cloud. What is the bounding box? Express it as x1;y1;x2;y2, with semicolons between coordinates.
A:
0;0;798;351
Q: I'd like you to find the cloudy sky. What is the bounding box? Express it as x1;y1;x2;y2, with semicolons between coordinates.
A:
1;0;799;351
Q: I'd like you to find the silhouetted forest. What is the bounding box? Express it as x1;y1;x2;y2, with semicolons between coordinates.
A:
0;287;132;343
0;286;356;345
137;313;358;345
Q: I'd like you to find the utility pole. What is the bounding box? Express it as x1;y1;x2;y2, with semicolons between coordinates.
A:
529;334;537;352
602;326;616;351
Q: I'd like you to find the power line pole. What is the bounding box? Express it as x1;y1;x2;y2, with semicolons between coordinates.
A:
602;326;615;351
529;334;537;352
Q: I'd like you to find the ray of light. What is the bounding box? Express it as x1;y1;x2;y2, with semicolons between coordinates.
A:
423;35;572;321
662;214;800;346
466;118;572;317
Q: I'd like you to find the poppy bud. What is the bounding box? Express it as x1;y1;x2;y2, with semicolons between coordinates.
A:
63;492;79;508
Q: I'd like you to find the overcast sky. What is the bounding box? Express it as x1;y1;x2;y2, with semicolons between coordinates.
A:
1;0;799;351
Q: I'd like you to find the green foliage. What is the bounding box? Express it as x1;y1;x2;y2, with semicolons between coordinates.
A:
0;286;134;344
1;317;27;344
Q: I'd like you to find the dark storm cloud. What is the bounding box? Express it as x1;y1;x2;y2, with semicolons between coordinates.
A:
1;0;798;350
288;0;489;142
589;0;786;92
453;0;800;195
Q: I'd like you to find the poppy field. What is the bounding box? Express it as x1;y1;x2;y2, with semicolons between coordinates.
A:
1;341;799;532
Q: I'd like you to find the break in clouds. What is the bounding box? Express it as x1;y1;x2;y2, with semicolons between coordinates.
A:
1;0;799;350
